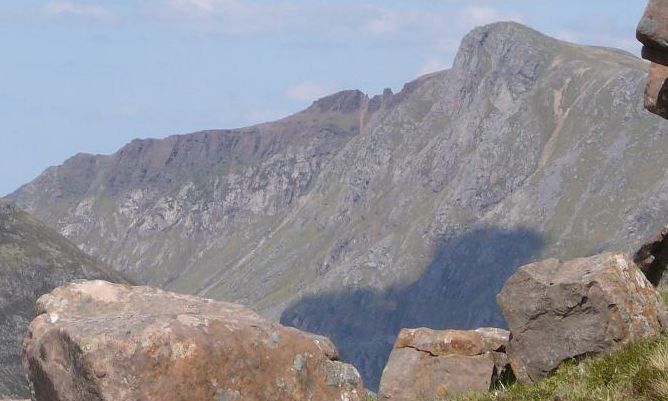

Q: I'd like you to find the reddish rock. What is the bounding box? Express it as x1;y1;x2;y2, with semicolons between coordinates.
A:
498;252;668;383
21;280;365;401
378;327;511;401
638;0;668;53
638;1;668;118
644;62;668;119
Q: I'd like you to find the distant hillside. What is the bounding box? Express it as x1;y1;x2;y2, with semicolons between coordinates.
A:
10;22;668;388
0;199;129;398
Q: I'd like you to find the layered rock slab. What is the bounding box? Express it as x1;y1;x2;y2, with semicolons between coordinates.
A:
378;327;511;400
22;280;365;401
498;252;668;383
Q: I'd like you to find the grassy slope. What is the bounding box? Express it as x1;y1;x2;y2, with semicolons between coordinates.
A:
454;292;668;401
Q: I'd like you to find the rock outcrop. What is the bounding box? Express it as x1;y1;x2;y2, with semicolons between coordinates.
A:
378;327;511;400
0;199;128;399
498;252;668;383
22;280;365;401
638;0;668;118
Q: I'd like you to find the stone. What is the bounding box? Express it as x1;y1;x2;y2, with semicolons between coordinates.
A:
642;45;668;66
378;327;511;400
497;252;668;383
637;0;668;53
634;224;668;287
644;62;668;119
638;1;668;118
21;280;365;401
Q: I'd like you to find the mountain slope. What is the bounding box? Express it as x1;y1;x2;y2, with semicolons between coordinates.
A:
0;199;129;398
9;22;668;389
9;90;366;290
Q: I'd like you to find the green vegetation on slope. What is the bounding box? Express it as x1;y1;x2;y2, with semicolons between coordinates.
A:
455;337;668;401
454;293;668;401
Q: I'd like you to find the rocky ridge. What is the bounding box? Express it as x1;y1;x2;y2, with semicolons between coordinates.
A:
10;22;668;388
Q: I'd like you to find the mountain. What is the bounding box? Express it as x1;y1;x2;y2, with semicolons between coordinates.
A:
0;199;129;398
9;22;668;389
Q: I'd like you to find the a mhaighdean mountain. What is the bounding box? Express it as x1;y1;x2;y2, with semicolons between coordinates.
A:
9;22;668;389
0;199;129;398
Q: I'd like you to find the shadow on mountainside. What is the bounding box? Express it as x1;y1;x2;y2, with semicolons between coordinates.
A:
280;226;545;391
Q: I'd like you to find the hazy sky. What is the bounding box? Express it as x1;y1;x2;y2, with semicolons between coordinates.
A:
0;0;646;195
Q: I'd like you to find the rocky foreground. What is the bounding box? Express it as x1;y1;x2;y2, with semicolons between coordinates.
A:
21;281;364;401
15;231;668;400
374;247;668;400
498;252;667;383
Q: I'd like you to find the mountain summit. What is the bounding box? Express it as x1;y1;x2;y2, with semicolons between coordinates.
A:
8;22;668;388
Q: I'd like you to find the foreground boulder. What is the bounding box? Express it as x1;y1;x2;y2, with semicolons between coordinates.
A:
22;281;365;401
498;252;668;383
378;327;511;400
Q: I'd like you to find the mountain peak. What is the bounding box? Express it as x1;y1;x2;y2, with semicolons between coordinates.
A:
453;22;557;71
474;21;548;39
462;21;553;50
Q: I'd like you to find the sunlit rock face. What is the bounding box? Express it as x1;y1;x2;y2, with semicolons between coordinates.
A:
22;280;365;401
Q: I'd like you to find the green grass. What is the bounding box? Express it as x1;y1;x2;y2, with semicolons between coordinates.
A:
455;293;668;401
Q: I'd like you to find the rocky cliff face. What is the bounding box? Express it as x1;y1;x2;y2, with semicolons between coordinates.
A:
9;22;668;389
0;199;128;398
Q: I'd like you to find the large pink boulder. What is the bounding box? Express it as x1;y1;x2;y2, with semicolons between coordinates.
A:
22;280;365;401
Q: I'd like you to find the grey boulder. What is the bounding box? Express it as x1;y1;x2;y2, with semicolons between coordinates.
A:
498;252;668;383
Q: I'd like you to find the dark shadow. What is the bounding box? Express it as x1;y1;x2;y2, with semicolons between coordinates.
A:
280;226;545;391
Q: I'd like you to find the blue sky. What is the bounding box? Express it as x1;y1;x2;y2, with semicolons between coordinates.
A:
0;0;646;195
